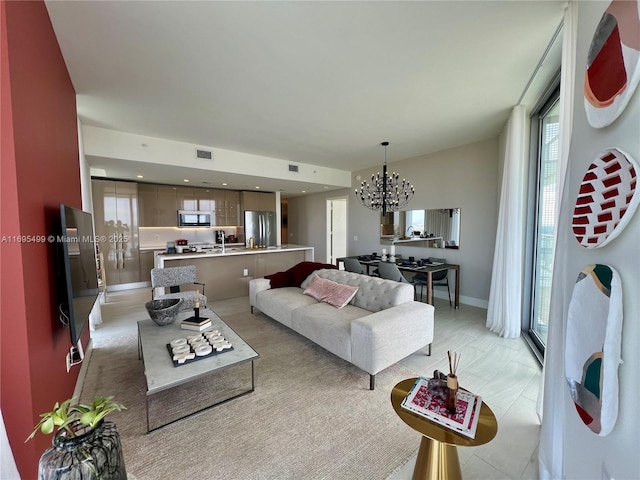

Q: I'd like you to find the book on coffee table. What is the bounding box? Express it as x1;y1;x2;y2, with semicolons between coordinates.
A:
181;319;212;331
401;377;481;439
182;316;210;326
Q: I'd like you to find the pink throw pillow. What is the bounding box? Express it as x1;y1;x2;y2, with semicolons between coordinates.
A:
303;276;359;309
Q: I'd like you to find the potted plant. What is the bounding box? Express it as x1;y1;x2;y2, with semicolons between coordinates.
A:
26;396;127;480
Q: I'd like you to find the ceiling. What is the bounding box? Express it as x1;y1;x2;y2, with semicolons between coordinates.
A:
45;0;566;194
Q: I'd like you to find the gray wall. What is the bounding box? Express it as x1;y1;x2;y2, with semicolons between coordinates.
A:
288;138;499;306
551;2;640;477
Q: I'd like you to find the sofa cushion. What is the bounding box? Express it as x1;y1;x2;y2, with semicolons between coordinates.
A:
291;303;370;362
309;269;414;312
255;287;318;328
264;270;292;289
303;276;359;309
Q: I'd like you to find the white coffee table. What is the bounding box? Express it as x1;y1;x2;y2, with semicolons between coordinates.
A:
137;308;259;432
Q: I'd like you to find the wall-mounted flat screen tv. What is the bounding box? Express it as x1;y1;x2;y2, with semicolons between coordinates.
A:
59;204;99;346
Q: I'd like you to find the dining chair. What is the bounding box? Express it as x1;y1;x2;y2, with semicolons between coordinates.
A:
376;262;421;301
376;262;410;283
343;258;366;274
413;258;451;306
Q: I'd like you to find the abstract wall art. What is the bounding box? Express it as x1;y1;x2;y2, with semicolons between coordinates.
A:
572;147;638;248
584;0;640;128
565;264;622;436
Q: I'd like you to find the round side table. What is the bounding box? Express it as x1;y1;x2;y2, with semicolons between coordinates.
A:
391;378;498;480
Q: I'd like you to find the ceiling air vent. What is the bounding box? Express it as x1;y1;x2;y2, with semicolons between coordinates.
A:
289;164;299;173
196;149;212;160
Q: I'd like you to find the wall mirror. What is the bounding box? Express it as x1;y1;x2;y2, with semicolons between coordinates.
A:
380;208;461;248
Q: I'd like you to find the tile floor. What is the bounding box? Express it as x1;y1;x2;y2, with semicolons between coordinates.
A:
90;288;542;480
390;297;542;480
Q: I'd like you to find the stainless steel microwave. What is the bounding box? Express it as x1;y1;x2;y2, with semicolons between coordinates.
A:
177;210;211;227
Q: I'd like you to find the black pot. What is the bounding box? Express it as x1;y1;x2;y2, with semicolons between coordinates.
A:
38;421;126;480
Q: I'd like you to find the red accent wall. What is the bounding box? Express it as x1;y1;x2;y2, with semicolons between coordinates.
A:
1;2;88;477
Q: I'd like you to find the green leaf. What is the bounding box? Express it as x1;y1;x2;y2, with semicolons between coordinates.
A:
25;396;124;442
41;417;54;435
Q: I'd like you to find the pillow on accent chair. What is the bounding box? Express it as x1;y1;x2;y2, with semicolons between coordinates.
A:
303;276;359;309
264;271;293;289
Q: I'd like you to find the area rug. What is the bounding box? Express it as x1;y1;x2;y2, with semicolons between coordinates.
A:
79;310;421;479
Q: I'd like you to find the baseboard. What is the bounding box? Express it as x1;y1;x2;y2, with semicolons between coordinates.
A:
431;290;488;309
458;295;488;309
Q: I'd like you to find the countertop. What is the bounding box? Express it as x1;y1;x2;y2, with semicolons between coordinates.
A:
140;243;244;252
157;244;313;261
381;236;443;244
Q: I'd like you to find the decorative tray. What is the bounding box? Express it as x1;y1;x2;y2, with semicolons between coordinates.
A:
166;329;234;367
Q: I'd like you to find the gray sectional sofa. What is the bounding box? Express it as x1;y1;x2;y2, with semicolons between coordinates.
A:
249;268;434;389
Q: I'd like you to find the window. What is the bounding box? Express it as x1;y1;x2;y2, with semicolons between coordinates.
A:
405;210;425;234
524;78;560;358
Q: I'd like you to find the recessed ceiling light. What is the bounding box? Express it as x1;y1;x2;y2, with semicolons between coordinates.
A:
302;190;306;193
323;186;329;189
183;179;190;183
136;175;144;179
255;186;261;189
222;183;228;186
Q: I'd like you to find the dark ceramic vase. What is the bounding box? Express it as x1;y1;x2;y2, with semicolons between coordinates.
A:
38;421;126;480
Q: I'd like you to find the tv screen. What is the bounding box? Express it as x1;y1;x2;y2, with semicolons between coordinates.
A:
59;204;99;346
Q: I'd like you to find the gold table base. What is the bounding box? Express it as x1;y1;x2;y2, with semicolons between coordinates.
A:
391;378;498;480
412;436;461;480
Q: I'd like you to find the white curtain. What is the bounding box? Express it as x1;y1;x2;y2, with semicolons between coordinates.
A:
425;210;451;241
538;2;578;478
450;210;461;245
486;105;529;338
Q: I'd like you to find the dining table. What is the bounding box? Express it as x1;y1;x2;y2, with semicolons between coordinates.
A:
336;256;460;308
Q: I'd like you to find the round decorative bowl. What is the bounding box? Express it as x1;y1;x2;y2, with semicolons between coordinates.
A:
145;298;183;326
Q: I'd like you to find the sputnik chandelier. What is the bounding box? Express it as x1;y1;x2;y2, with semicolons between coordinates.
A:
355;142;415;216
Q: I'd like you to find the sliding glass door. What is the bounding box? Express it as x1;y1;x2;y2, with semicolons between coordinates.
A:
526;84;560;355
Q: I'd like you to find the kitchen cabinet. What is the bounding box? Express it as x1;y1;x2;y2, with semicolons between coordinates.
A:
160;247;311;301
225;190;240;225
208;189;240;226
139;183;179;227
156;185;178;226
198;189;215;212
92;179;141;285
223;190;241;226
241;191;276;212
209;189;226;225
176;186;197;210
139;250;158;282
254;251;306;278
138;183;158;227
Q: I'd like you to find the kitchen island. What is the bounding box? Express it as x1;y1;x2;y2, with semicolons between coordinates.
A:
155;244;314;301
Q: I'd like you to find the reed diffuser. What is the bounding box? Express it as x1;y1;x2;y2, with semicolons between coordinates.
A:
447;350;460;413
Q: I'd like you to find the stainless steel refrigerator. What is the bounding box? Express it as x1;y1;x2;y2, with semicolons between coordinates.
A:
244;211;277;247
